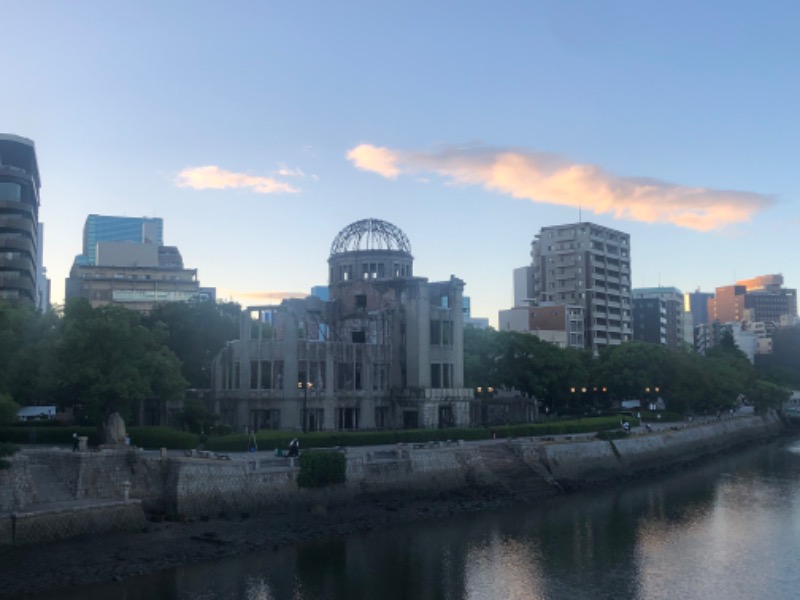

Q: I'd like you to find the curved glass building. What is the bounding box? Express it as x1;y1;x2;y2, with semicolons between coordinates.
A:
0;134;40;304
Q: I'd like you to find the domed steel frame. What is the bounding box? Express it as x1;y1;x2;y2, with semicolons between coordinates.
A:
330;218;411;256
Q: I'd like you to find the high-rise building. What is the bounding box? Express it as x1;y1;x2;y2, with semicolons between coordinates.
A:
512;266;534;307
75;214;164;266
66;214;206;312
684;289;714;327
529;222;632;353
707;276;796;325
632;287;685;349
739;275;797;324
708;285;747;323
0;134;41;304
36;222;50;311
462;296;489;329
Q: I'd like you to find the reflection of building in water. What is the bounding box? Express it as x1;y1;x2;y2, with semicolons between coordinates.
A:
211;218;472;432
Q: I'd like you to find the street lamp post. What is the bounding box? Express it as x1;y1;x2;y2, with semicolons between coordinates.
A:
476;386;494;426
297;381;313;433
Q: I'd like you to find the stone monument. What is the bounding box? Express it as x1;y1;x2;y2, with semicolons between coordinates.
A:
104;412;127;446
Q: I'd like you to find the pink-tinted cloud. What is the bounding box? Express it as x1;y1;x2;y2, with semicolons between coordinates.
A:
176;165;299;194
346;144;774;231
346;145;401;178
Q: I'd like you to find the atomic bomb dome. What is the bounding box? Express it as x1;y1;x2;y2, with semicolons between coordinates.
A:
328;218;414;284
330;218;412;255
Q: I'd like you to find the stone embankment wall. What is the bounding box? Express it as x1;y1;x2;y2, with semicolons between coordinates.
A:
529;411;783;488
0;413;783;545
10;501;147;546
0;454;33;511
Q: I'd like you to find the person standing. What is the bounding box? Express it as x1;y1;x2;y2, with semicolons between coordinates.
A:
72;432;79;452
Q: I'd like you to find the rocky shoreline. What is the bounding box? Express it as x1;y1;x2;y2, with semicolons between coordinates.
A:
0;486;528;599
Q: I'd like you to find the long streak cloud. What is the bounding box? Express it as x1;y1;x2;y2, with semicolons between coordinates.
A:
346;144;773;231
176;165;299;194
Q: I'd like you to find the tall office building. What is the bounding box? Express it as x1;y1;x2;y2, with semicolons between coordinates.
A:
738;274;797;324
530;222;632;353
66;214;205;312
0;134;41;304
684;289;714;327
36;222;51;311
75;214;164;266
632;287;685;349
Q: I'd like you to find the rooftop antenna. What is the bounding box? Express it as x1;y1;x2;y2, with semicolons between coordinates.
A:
578;206;582;223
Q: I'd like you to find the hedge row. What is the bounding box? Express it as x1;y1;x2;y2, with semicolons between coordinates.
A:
0;426;101;445
297;450;346;488
0;426;198;450
1;415;637;451
127;427;199;450
203;415;631;452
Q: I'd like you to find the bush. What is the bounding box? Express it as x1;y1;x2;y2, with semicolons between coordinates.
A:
297;450;346;488
0;425;100;446
0;394;20;425
0;442;18;469
202;416;631;452
127;426;199;450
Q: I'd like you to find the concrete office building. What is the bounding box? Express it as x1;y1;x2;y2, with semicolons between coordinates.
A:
529;222;632;353
36;222;50;311
210;218;472;432
0;134;41;305
513;266;535;307
66;214;205;312
707;275;796;326
684;290;714;328
75;214;163;266
632;287;685;349
498;303;585;349
462;296;489;329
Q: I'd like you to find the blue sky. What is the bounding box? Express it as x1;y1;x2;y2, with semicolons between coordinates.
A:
3;1;798;325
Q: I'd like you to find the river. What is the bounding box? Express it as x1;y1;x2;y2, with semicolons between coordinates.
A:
28;436;800;600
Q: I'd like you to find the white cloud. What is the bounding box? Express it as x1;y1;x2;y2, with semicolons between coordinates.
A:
346;143;774;231
277;165;306;178
175;165;299;194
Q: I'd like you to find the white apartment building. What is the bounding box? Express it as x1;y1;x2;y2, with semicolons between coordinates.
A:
530;222;632;353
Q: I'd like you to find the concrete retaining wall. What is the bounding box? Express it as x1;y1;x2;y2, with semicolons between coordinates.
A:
0;413;783;543
541;412;783;487
1;501;147;546
0;454;34;511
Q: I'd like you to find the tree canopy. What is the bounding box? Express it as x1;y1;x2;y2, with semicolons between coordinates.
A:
464;326;789;416
0;298;240;426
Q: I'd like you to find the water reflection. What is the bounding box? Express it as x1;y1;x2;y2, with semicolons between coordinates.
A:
25;438;800;600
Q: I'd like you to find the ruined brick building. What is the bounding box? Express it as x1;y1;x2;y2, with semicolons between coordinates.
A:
210;218;471;432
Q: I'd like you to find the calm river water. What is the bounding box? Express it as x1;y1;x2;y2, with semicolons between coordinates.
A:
32;436;800;600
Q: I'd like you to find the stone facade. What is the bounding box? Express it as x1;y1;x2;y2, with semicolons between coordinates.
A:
211;218;473;433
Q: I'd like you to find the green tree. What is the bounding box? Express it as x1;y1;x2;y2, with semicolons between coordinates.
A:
145;300;240;389
747;379;790;414
757;325;800;388
0;392;20;424
56;299;187;425
0;301;59;405
464;328;589;413
463;325;502;389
